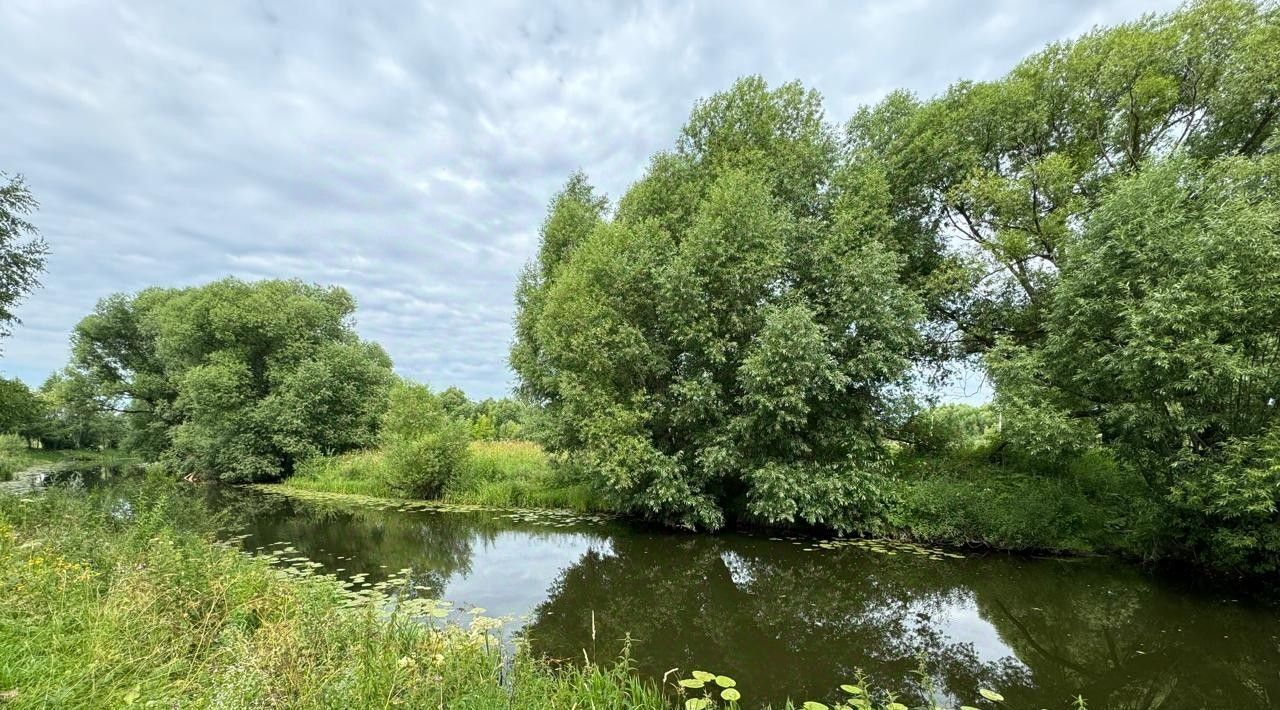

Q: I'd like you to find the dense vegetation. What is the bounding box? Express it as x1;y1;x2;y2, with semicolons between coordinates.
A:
2;1;1278;576
510;0;1280;573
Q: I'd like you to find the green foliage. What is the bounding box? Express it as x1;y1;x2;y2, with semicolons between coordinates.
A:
990;153;1280;571
849;0;1279;354
901;404;997;455
0;377;44;446
886;450;1152;554
513;77;924;531
0;487;676;709
0;172;48;346
374;381;471;499
69;278;394;481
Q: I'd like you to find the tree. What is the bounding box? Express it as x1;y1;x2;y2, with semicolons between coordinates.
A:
0;376;45;447
377;380;470;498
990;152;1280;571
0;173;48;346
848;0;1280;355
70;278;395;481
513;77;923;530
36;369;120;450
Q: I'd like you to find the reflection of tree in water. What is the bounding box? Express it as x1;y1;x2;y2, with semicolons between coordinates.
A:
971;559;1280;709
523;534;1020;707
210;488;483;595
525;534;1280;709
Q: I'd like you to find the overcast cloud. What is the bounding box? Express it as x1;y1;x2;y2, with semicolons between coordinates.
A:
0;0;1178;399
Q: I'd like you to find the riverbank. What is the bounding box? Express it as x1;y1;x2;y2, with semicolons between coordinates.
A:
0;482;1012;709
286;440;1146;559
0;438;137;481
289;439;608;513
0;486;667;708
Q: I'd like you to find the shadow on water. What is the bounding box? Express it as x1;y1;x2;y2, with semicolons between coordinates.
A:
40;477;1280;709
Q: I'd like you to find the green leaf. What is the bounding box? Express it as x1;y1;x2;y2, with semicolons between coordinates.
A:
715;675;736;688
678;678;705;689
685;699;710;710
839;684;863;695
887;703;908;710
979;688;1005;702
691;670;715;682
802;703;830;710
721;688;742;702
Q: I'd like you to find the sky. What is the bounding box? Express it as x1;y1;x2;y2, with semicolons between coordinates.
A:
0;0;1180;400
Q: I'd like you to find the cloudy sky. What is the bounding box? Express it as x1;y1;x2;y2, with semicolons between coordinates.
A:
0;0;1178;399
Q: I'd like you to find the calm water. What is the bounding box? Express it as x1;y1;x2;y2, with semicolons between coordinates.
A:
35;466;1280;709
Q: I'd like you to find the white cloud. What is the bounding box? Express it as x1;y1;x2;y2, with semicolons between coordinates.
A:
0;0;1179;397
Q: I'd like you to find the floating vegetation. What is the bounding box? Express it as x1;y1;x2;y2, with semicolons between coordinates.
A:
250;484;615;527
499;509;611;528
785;536;967;560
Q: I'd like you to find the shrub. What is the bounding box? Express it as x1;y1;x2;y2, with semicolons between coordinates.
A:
378;422;471;499
903;404;997;455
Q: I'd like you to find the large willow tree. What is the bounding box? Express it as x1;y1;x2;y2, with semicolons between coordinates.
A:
513;78;923;530
72;278;394;482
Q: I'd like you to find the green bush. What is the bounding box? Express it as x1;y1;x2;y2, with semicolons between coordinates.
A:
885;449;1153;554
903;404;997;455
378;423;470;499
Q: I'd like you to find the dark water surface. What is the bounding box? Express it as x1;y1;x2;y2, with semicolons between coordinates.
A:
45;466;1280;709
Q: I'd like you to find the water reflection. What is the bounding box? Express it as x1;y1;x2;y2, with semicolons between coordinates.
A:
190;487;1280;708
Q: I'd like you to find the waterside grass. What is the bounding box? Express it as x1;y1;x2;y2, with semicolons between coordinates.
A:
0;485;1030;709
289;439;607;514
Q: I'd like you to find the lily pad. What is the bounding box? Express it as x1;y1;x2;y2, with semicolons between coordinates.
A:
721;687;741;702
678;678;705;689
979;688;1005;702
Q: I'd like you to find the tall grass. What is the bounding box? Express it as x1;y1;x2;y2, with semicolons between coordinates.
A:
289;440;608;513
0;487;989;709
446;440;605;513
0;487;667;708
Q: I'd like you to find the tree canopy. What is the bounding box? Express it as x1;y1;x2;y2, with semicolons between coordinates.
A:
513;77;923;530
0;173;48;347
70;278;394;481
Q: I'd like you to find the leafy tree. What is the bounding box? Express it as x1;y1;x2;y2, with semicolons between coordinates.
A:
0;173;48;346
0;376;45;447
36;369;121;450
848;0;1279;354
513;77;923;530
990;153;1280;570
377;381;470;498
70;278;394;481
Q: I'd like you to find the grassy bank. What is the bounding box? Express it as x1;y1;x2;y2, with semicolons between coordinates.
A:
0;486;664;708
882;450;1155;556
0;484;1015;709
0;434;135;481
288;436;1150;559
289;440;607;513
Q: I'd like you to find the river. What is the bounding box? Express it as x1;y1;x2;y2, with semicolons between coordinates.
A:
28;465;1280;709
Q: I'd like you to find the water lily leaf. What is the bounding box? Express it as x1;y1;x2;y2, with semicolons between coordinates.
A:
685;699;710;710
721;687;741;702
714;675;736;688
840;684;863;695
691;670;715;682
979;688;1005;702
678;678;705;689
